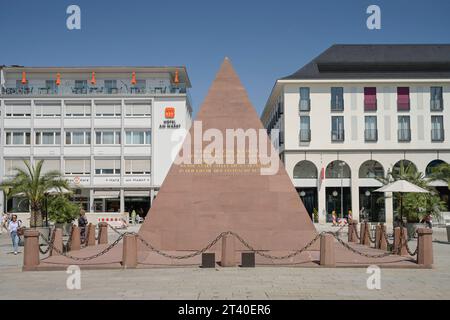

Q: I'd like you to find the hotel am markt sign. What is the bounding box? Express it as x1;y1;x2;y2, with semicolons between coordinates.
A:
159;107;181;129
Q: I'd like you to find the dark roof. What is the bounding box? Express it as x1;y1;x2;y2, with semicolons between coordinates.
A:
282;44;450;80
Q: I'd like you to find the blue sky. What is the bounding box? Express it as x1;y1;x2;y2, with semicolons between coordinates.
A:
1;0;450;115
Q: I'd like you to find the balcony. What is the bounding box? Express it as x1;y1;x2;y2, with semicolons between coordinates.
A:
431;129;445;142
430;99;443;111
398;129;411;142
1;84;188;97
331;99;344;112
299;99;311;112
299;129;311;142
364;129;378;142
331;130;344;142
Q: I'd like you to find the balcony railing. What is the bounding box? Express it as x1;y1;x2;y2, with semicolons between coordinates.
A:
430;99;443;111
331;130;345;142
431;129;445;142
299;129;311;142
299;99;311;112
364;129;378;142
398;129;411;142
331;99;344;111
1;84;187;96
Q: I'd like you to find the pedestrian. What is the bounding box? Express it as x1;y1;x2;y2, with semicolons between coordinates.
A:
131;209;136;225
8;214;21;255
78;209;88;243
421;213;433;229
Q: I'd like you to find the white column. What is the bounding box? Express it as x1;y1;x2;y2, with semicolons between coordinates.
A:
120;189;125;213
385;191;393;232
89;189;94;213
351;175;360;222
318;185;326;224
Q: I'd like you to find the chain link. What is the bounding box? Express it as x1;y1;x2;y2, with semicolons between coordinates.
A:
39;232;126;261
398;228;418;256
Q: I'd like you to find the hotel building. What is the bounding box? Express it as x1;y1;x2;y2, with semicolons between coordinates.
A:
262;45;450;226
0;66;192;224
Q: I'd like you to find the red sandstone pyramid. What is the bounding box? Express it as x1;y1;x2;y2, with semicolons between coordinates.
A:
139;58;317;251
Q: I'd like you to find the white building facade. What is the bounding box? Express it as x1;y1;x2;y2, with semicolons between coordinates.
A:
0;66;192;223
262;45;450;226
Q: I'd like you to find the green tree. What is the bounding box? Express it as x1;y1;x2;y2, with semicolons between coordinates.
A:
429;163;450;190
377;161;447;223
48;195;80;224
0;160;70;227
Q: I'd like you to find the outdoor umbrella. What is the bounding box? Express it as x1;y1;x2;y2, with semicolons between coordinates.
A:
374;180;429;225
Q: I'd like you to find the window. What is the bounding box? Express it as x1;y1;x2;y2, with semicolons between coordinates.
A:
125;131;151;145
331;87;344;111
364;116;377;142
125;103;151;117
95;131;121;144
45;80;57;94
431;116;444;141
4;159;30;176
95;159;121;175
38;159;61;174
105;80;118;94
364;87;377;111
65;103;91;117
299;87;310;111
398;116;411;141
5;103;31;117
430;87;443;111
95;103;121;117
397;87;410;111
35;131;61;145
65;159;91;175
5;132;31;145
65;131;91;145
74;80;87;94
331;116;344;141
299;116;310;142
35;102;61;117
125;159;151;175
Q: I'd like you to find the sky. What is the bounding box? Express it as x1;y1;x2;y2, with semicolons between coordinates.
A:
1;0;450;116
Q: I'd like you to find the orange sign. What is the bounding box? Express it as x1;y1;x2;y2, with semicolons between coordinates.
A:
165;107;175;119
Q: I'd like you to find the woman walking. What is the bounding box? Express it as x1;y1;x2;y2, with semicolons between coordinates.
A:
8;214;21;255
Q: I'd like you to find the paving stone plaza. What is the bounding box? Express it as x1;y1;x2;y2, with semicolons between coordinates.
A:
1;225;449;300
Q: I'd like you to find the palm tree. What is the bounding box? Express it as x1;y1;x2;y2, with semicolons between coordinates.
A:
0;160;70;228
429;163;450;190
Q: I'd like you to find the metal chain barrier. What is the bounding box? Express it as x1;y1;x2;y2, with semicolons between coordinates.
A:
39;229;55;255
64;226;74;253
399;228;418;256
367;226;376;244
353;223;361;240
381;227;393;246
331;233;393;258
38;232;126;261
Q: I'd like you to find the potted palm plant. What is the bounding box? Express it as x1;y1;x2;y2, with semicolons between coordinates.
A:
0;160;71;240
48;195;80;236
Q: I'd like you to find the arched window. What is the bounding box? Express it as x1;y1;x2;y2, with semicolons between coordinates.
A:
359;160;384;178
425;159;446;177
326;160;351;178
392;160;417;175
293;160;318;179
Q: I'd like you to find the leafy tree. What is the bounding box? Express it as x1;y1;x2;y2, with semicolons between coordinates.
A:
48;195;80;224
429;163;450;190
377;161;447;223
0;160;70;227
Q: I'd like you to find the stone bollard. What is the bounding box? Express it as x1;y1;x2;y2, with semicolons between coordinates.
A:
221;234;236;267
50;228;63;256
375;225;381;249
394;227;408;256
347;222;354;242
122;234;138;268
97;222;108;245
379;224;388;251
319;233;335;267
417;228;433;267
70;225;81;251
86;223;96;246
23;229;40;271
350;221;358;243
363;222;370;246
360;222;366;245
